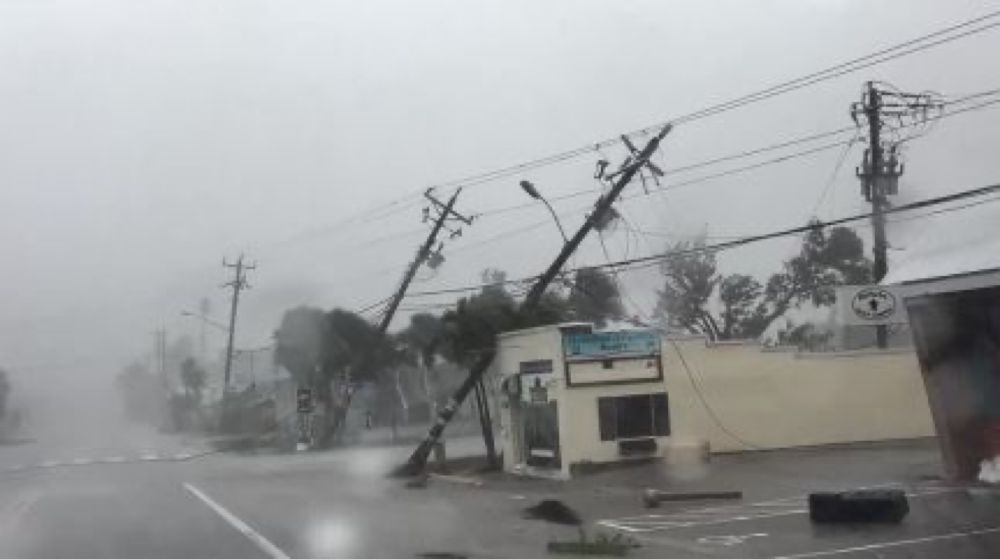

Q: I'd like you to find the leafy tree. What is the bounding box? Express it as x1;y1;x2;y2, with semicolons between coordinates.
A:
440;273;519;366
568;267;625;326
274;306;329;386
441;268;572;365
657;226;872;341
718;274;766;339
275;305;405;446
324;308;400;380
179;357;206;403
397;313;444;368
752;224;872;330
655;236;720;337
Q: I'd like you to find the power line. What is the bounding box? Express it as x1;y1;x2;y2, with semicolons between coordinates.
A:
403;180;1000;299
445;93;1000;257
258;12;1000;250
666;337;762;450
430;10;1000;194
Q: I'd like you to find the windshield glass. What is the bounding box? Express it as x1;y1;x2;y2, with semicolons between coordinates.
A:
2;1;1000;558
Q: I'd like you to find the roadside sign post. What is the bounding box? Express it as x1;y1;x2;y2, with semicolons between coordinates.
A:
296;388;314;451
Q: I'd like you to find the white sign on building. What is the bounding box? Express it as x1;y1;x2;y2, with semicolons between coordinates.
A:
835;285;907;326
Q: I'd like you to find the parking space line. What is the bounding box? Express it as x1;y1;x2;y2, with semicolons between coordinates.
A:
772;526;1000;558
599;483;964;535
183;482;291;559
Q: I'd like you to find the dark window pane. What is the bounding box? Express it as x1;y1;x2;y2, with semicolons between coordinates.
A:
652;393;670;436
598;397;617;441
618;394;653;438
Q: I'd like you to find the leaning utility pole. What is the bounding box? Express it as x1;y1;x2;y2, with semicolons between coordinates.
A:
852;81;940;348
325;189;472;447
221;254;255;394
378;189;471;334
396;124;672;476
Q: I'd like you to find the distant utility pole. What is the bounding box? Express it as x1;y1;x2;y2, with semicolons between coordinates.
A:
152;327;167;378
221;254;255;394
396;124;673;476
852;81;941;348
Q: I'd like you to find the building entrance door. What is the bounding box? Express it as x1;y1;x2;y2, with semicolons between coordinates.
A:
523;401;560;469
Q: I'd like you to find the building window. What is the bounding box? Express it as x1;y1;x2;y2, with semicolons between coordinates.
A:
601;359;614;370
598;393;669;441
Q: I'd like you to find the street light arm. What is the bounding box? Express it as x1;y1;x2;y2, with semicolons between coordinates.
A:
520;180;569;244
540;197;569;244
180;310;229;332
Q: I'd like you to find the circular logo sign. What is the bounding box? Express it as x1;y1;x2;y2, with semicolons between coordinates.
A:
851;287;897;321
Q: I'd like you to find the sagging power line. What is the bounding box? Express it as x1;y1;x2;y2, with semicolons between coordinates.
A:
400;180;1000;301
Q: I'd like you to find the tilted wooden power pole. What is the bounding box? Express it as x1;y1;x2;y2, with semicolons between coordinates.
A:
395;124;672;476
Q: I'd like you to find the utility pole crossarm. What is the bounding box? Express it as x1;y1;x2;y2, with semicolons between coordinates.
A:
524;124;673;306
376;189;464;334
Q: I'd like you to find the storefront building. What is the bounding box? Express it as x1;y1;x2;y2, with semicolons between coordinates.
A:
493;323;669;478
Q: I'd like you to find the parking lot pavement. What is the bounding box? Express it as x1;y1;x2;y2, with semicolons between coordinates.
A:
443;439;1000;557
596;482;1000;558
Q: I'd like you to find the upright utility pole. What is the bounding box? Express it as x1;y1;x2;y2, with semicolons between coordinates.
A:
396;124;672;476
222;255;255;394
152;327;167;378
852;81;939;348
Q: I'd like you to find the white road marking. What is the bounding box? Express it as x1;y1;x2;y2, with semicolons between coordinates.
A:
38;460;60;468
104;456;126;463
698;532;768;547
772;526;1000;558
598;509;807;533
70;458;91;465
183;482;292;559
174;452;194;460
598;484;962;534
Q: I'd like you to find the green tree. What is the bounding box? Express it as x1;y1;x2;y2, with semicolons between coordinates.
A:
568;267;625;327
657;226;872;341
718;274;767;339
274;306;329;386
655;236;720;337
397;313;444;368
441;268;570;365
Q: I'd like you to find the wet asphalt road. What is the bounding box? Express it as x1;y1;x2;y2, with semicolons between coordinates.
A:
2;432;1000;559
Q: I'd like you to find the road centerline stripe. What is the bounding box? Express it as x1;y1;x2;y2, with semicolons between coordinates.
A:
182;482;291;559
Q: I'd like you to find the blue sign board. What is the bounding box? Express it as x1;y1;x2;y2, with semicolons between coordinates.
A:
563;330;660;359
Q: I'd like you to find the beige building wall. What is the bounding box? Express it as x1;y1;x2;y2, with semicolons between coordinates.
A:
661;338;935;453
558;382;670;472
493;326;935;477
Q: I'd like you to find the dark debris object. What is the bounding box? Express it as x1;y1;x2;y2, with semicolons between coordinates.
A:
522;499;583;526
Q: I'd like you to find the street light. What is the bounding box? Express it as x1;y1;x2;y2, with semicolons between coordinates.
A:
180;310;229;332
520;180;569;244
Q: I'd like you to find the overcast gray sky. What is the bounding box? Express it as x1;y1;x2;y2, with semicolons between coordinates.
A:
2;0;1000;410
